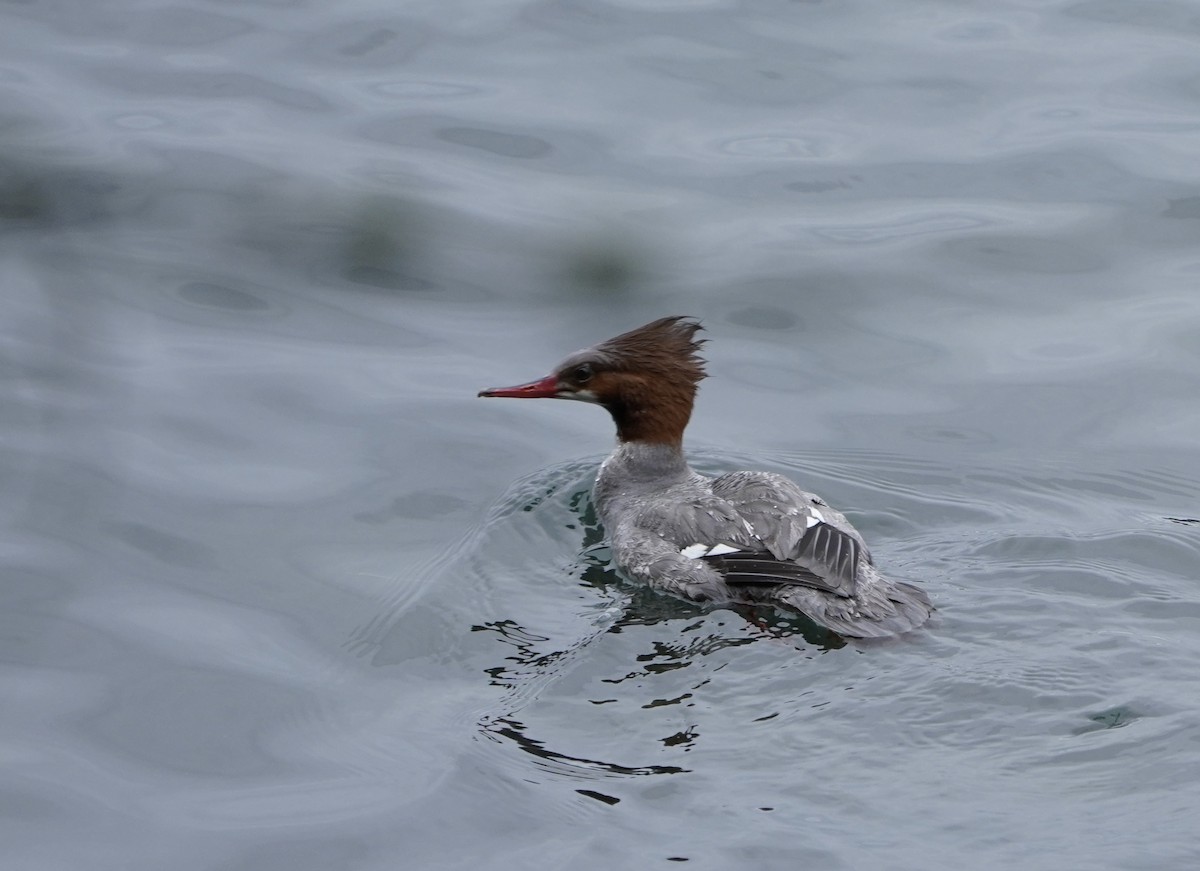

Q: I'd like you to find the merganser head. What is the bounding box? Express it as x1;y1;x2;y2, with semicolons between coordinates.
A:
478;316;707;446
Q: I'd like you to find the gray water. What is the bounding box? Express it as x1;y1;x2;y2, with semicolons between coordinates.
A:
3;1;1200;868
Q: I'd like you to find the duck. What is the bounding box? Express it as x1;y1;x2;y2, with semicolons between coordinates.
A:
478;316;933;637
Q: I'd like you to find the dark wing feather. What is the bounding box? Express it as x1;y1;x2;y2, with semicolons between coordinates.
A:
710;471;866;598
703;549;846;597
794;522;861;594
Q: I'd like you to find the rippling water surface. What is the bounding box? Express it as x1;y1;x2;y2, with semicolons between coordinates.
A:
3;1;1200;869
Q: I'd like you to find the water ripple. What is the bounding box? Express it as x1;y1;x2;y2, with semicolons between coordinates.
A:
88;66;332;112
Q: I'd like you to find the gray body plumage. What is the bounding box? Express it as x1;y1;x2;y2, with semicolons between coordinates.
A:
594;442;932;638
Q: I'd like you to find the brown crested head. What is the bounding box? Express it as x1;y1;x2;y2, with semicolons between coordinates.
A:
478;316;707;447
558;316;706;445
590;316;707;385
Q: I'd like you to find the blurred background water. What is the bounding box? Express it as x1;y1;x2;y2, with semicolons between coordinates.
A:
2;0;1200;868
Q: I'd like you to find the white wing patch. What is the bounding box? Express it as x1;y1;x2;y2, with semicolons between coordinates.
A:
805;507;825;528
681;542;741;559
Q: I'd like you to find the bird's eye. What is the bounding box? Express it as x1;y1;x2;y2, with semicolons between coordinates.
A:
572;363;593;384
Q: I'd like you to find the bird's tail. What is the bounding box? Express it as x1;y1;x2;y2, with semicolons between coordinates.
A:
782;579;934;639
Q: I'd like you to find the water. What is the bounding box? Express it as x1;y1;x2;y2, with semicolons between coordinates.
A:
3;0;1199;868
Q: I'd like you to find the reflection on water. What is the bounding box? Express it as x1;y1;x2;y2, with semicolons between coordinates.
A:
373;460;853;785
480;711;690;778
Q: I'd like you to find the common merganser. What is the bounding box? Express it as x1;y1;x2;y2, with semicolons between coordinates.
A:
478;316;933;638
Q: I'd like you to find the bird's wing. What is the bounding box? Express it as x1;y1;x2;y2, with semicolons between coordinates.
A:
708;470;868;598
